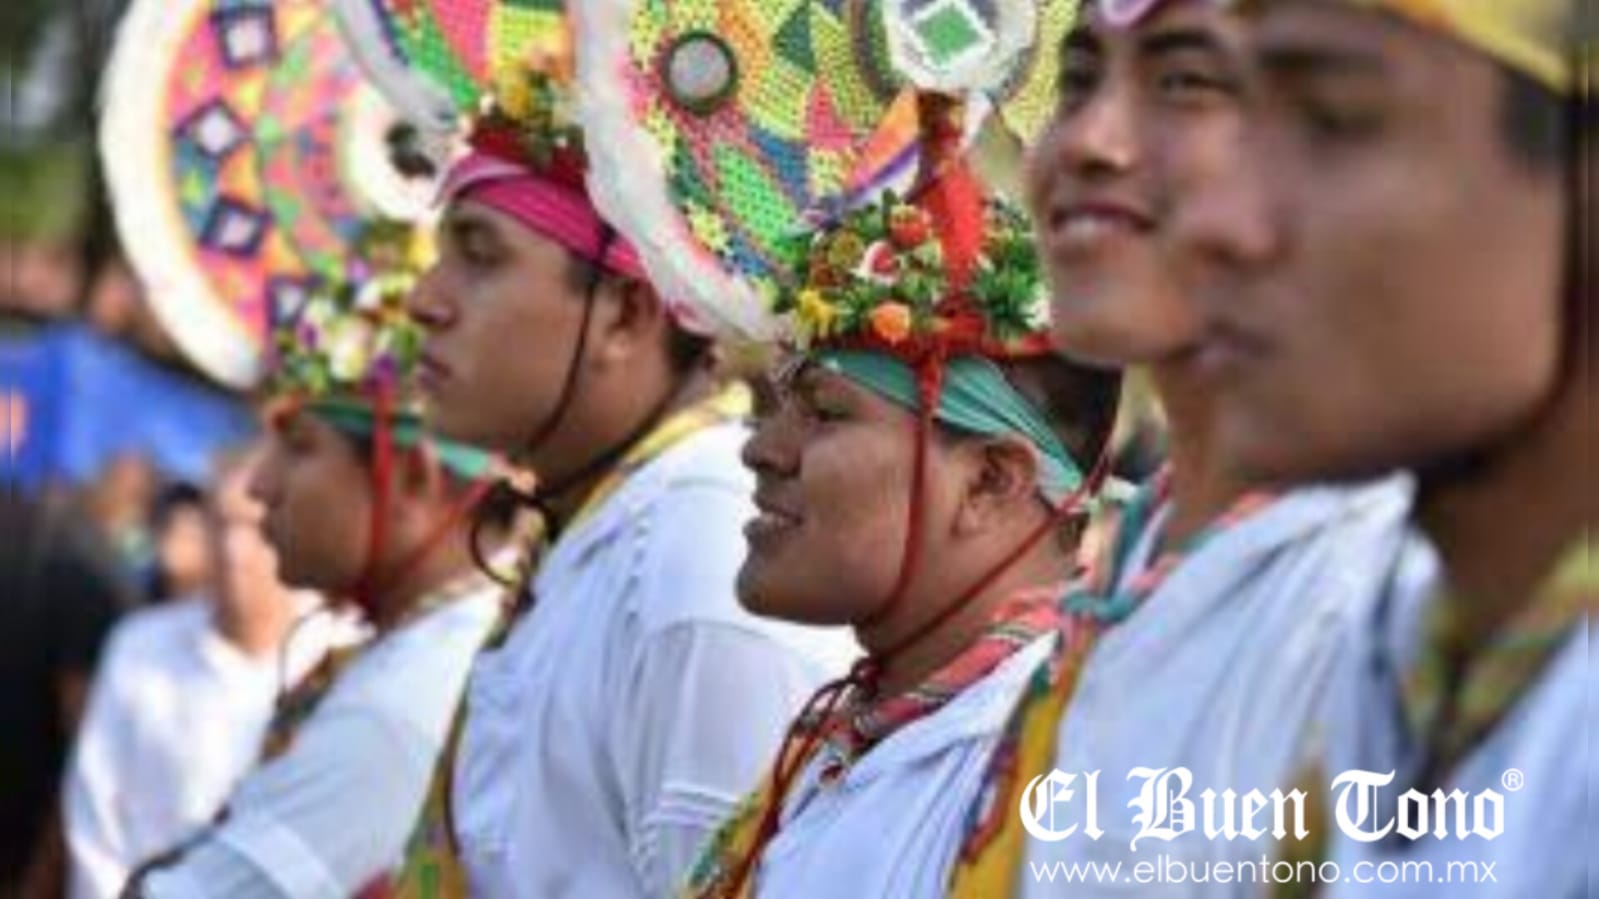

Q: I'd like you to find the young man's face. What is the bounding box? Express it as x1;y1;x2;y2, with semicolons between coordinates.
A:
1028;0;1253;366
408;201;596;453
737;362;970;627
1185;2;1567;483
249;409;374;592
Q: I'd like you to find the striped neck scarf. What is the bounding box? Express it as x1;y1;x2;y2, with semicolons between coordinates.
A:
820;587;1068;763
1272;535;1594;899
683;585;1069;899
1402;534;1595;783
942;476;1271;895
1064;467;1274;623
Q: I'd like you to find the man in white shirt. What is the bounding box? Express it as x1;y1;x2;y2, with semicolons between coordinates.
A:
125;239;517;895
1176;0;1590;894
1017;2;1417;893
398;11;855;890
128;345;509;899
64;454;337;899
99;2;513;895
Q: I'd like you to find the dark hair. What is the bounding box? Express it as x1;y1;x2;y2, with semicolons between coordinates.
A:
1496;65;1594;366
930;356;1121;552
146;481;209;603
667;325;716;374
998;356;1124;476
563;252;714;375
1498;68;1570;169
149;482;207;533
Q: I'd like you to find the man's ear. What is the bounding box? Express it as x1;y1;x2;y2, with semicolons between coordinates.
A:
591;276;667;367
952;434;1041;536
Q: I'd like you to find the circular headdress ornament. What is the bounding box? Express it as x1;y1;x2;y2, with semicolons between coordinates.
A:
101;0;434;388
577;0;921;340
334;0;694;324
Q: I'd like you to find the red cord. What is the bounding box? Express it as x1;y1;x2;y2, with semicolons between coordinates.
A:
857;351;947;630
878;452;1110;662
368;476;494;600
721;656;873;897
349;386;494;623
353;388;395;617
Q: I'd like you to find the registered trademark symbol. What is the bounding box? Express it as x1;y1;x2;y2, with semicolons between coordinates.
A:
1501;769;1525;792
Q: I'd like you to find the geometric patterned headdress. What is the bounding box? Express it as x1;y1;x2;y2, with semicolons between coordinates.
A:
102;0;439;389
335;0;707;324
576;0;1078;357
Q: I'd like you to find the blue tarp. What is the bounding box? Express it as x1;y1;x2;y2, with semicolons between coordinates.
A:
1;324;255;491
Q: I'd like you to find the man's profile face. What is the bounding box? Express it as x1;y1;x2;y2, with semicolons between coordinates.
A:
1185;1;1568;483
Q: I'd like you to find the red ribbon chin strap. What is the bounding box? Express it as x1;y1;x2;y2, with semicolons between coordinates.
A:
857;351;947;631
352;388;396;618
368;476;494;603
348;385;493;623
877;451;1111;664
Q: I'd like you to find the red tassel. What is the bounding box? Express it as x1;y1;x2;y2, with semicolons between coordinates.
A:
916;95;985;295
924;161;985;294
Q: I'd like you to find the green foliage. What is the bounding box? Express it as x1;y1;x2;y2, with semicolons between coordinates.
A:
0;144;90;241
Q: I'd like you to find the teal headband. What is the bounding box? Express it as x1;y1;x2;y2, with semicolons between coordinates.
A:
815;349;1084;503
308;400;494;481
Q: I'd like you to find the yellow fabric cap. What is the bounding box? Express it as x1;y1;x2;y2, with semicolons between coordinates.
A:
1349;0;1579;92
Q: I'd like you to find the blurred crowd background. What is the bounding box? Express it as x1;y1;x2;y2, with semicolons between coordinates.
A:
4;3;273;894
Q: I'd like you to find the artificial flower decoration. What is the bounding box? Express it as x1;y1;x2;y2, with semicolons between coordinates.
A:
472;39;587;182
266;218;430;405
779;186;1048;356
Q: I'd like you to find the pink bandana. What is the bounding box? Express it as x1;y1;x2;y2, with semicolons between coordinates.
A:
440;151;647;280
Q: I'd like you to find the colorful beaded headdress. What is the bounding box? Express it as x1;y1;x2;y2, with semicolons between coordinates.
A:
101;0;438;390
264;217;491;477
265;220;423;400
577;0;1100;549
105;0;492;616
335;0;580;176
577;0;1075;348
335;0;693;322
